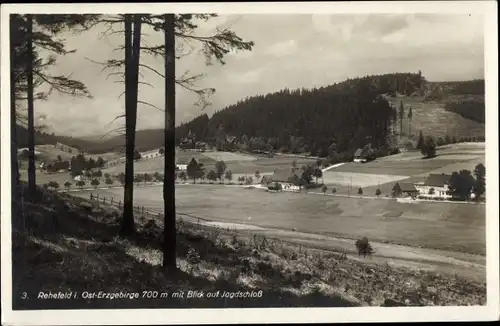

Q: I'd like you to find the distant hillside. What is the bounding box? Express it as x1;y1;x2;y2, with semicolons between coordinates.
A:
15;125;97;151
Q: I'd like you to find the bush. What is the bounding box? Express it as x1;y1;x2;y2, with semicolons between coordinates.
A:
355;237;374;258
331;188;337;193
375;188;381;196
358;187;363;195
48;181;60;190
389;147;401;155
91;179;100;189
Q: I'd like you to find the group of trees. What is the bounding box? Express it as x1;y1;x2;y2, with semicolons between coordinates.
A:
444;101;485;124
448;163;486;201
69;154;106;177
10;14;99;197
416;130;485;159
182;158;236;185
416;131;437;158
11;13;254;273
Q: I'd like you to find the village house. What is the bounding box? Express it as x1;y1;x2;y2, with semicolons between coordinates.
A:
415;173;453;198
353;148;366;163
179;130;196;150
353;146;376;163
270;168;305;191
224;135;238;152
392;182;419;198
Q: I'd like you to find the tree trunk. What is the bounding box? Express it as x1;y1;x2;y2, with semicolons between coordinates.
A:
10;16;20;229
120;14;139;236
26;15;36;194
163;13;177;273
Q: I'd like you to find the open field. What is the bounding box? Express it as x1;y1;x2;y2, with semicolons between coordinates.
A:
102;150;318;175
321;172;409;188
12;186;486;309
387;95;485;139
81;185;485;256
202;151;258;162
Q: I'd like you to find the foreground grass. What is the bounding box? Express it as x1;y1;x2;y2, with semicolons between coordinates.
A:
11;186;486;309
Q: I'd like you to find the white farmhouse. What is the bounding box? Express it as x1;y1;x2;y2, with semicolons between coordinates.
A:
176;164;188;171
415;173;452;199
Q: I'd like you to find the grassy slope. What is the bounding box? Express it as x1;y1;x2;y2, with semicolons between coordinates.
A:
12;187;486;309
388;95;485;141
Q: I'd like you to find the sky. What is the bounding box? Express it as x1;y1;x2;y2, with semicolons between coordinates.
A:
30;13;485;137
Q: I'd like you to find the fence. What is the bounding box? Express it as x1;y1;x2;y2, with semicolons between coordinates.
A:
89;193;163;217
88;193;210;226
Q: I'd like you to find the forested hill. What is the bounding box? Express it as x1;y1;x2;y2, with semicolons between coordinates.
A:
17;73;484;156
15;125;95;150
176;72;429;156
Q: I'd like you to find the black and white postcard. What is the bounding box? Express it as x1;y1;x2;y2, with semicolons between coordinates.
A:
1;1;499;325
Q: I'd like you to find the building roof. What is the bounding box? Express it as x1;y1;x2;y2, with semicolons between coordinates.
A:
394;182;418;192
271;169;304;183
354;148;364;157
226;135;237;143
425;173;452;187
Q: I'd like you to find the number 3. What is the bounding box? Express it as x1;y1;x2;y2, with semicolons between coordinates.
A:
21;292;27;299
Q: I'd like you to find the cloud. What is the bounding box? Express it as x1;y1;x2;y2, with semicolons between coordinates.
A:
22;14;484;137
266;39;298;57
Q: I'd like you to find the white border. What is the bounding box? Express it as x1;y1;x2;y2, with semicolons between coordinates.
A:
1;2;498;325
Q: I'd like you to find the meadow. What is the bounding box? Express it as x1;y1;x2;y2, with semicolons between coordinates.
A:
101;150;318;175
387;95;485;139
85;185;486;256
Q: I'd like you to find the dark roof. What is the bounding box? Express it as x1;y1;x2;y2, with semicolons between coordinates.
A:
394;182;418;192
425;173;452;187
354;148;364;157
226;135;237;143
261;175;272;182
271;169;303;183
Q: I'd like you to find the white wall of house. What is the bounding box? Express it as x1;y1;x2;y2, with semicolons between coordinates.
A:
415;184;451;198
177;164;187;171
278;182;300;191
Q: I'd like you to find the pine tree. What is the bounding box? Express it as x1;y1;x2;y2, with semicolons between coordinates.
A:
473;163;486;200
407;105;413;138
399;100;405;136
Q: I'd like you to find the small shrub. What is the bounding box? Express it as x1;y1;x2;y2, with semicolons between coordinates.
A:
375;188;381;196
355;237;374;258
358;187;363;195
186;247;201;266
428;187;435;195
331;188;337;193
